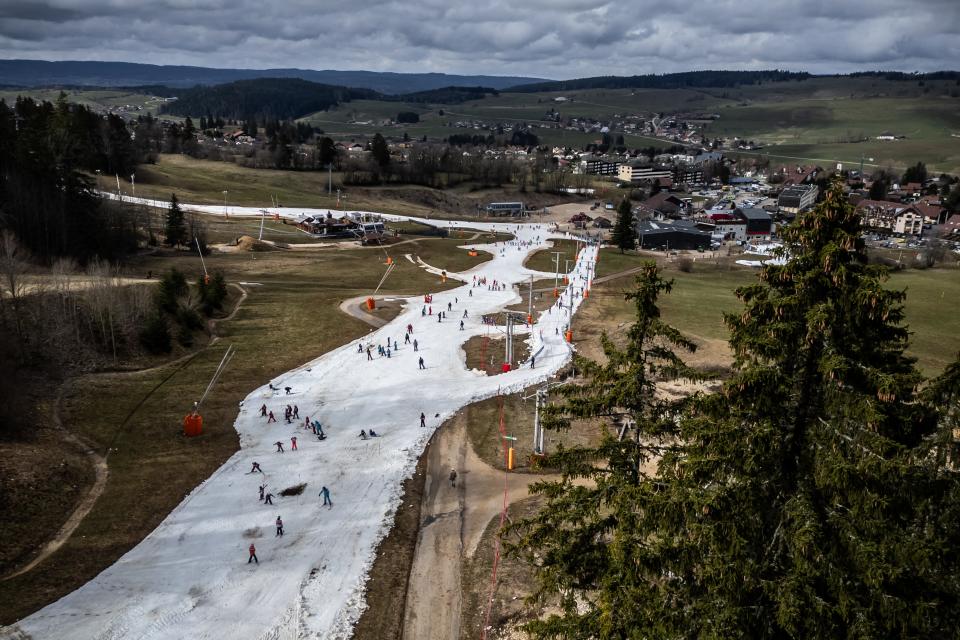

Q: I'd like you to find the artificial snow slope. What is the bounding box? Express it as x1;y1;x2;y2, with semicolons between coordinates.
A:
4;210;597;640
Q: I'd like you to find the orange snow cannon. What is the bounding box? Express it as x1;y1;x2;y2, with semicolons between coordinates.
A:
183;412;203;437
553;288;559;299
385;256;393;265
565;330;573;343
365;297;376;310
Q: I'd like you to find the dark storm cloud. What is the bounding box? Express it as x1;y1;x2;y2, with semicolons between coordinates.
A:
0;0;956;77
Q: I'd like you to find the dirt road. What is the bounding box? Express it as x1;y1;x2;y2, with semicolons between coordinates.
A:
402;412;566;640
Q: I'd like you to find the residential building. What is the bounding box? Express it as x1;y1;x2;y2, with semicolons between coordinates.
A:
636;192;689;219
672;165;704;185
618;163;672;184
583;157;621;176
778;184;819;215
855;199;922;236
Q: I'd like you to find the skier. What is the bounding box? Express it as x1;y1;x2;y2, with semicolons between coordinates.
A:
357;343;363;353
386;347;391;358
320;486;332;507
250;462;263;473
469;289;472;297
407;323;413;334
420;412;426;428
448;302;452;311
405;333;411;344
275;441;285;453
259;404;267;417
285;386;292;395
421;307;426;317
460;320;464;331
369;429;379;437
293;405;299;419
531;355;536;369
463;309;468;318
438;314;441;323
359;429;368;440
449;468;458;487
267;411;276;424
413;339;419;352
259;484;266;501
275;516;284;537
264;492;274;505
418;357;425;370
291;436;297;451
248;543;258;564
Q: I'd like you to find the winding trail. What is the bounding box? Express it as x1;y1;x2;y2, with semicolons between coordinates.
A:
4;205;596;640
0;284;247;583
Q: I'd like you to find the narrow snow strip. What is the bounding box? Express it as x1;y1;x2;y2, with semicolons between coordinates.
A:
6;206;596;640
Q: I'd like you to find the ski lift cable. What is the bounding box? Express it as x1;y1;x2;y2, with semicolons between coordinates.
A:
372;262;396;295
197;345;235;408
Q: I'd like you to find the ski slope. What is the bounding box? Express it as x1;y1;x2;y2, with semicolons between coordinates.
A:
4;204;597;640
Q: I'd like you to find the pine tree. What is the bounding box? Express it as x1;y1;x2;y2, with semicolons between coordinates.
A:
610;197;636;253
164;194;187;248
509;263;705;637
512;180;960;638
371;133;390;171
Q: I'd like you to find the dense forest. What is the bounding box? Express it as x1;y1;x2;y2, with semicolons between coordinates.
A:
399;85;499;104
160;78;382;121
0;94;159;263
508;69;813;92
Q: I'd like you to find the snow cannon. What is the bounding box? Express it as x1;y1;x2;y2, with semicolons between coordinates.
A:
366;297;376;310
501;362;512;373
468;250;479;257
563;274;569;285
553;288;559;299
526;313;533;325
584;288;590;299
183;411;203;437
385;256;393;265
507;447;515;470
565;330;573;343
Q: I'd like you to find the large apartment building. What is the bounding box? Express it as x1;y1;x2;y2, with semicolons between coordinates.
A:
618;163;672;183
778;184;819;215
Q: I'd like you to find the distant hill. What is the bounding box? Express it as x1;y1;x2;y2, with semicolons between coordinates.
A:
400;86;499;104
507;70;813;92
160;78;382;121
0;59;546;94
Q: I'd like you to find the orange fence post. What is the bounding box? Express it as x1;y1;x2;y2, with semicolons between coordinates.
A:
507;447;515;470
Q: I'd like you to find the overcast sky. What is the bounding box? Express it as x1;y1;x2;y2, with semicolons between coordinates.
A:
0;0;957;79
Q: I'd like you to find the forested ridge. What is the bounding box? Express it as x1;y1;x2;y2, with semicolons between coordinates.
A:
160;78;382;122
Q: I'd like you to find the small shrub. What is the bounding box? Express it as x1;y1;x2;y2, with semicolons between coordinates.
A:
176;323;194;347
140;313;171;354
677;256;694;273
280;483;307;497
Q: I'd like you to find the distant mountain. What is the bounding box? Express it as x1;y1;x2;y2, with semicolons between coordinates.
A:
161;78;381;121
0;59;546;94
507;70;813;92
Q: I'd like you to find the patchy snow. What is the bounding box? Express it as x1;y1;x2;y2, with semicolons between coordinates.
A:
4;204;597;640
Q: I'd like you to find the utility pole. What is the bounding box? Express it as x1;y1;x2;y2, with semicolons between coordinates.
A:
504;313;513;368
222;190;228;218
527;275;534;325
327;163;333;195
551;251;563;295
